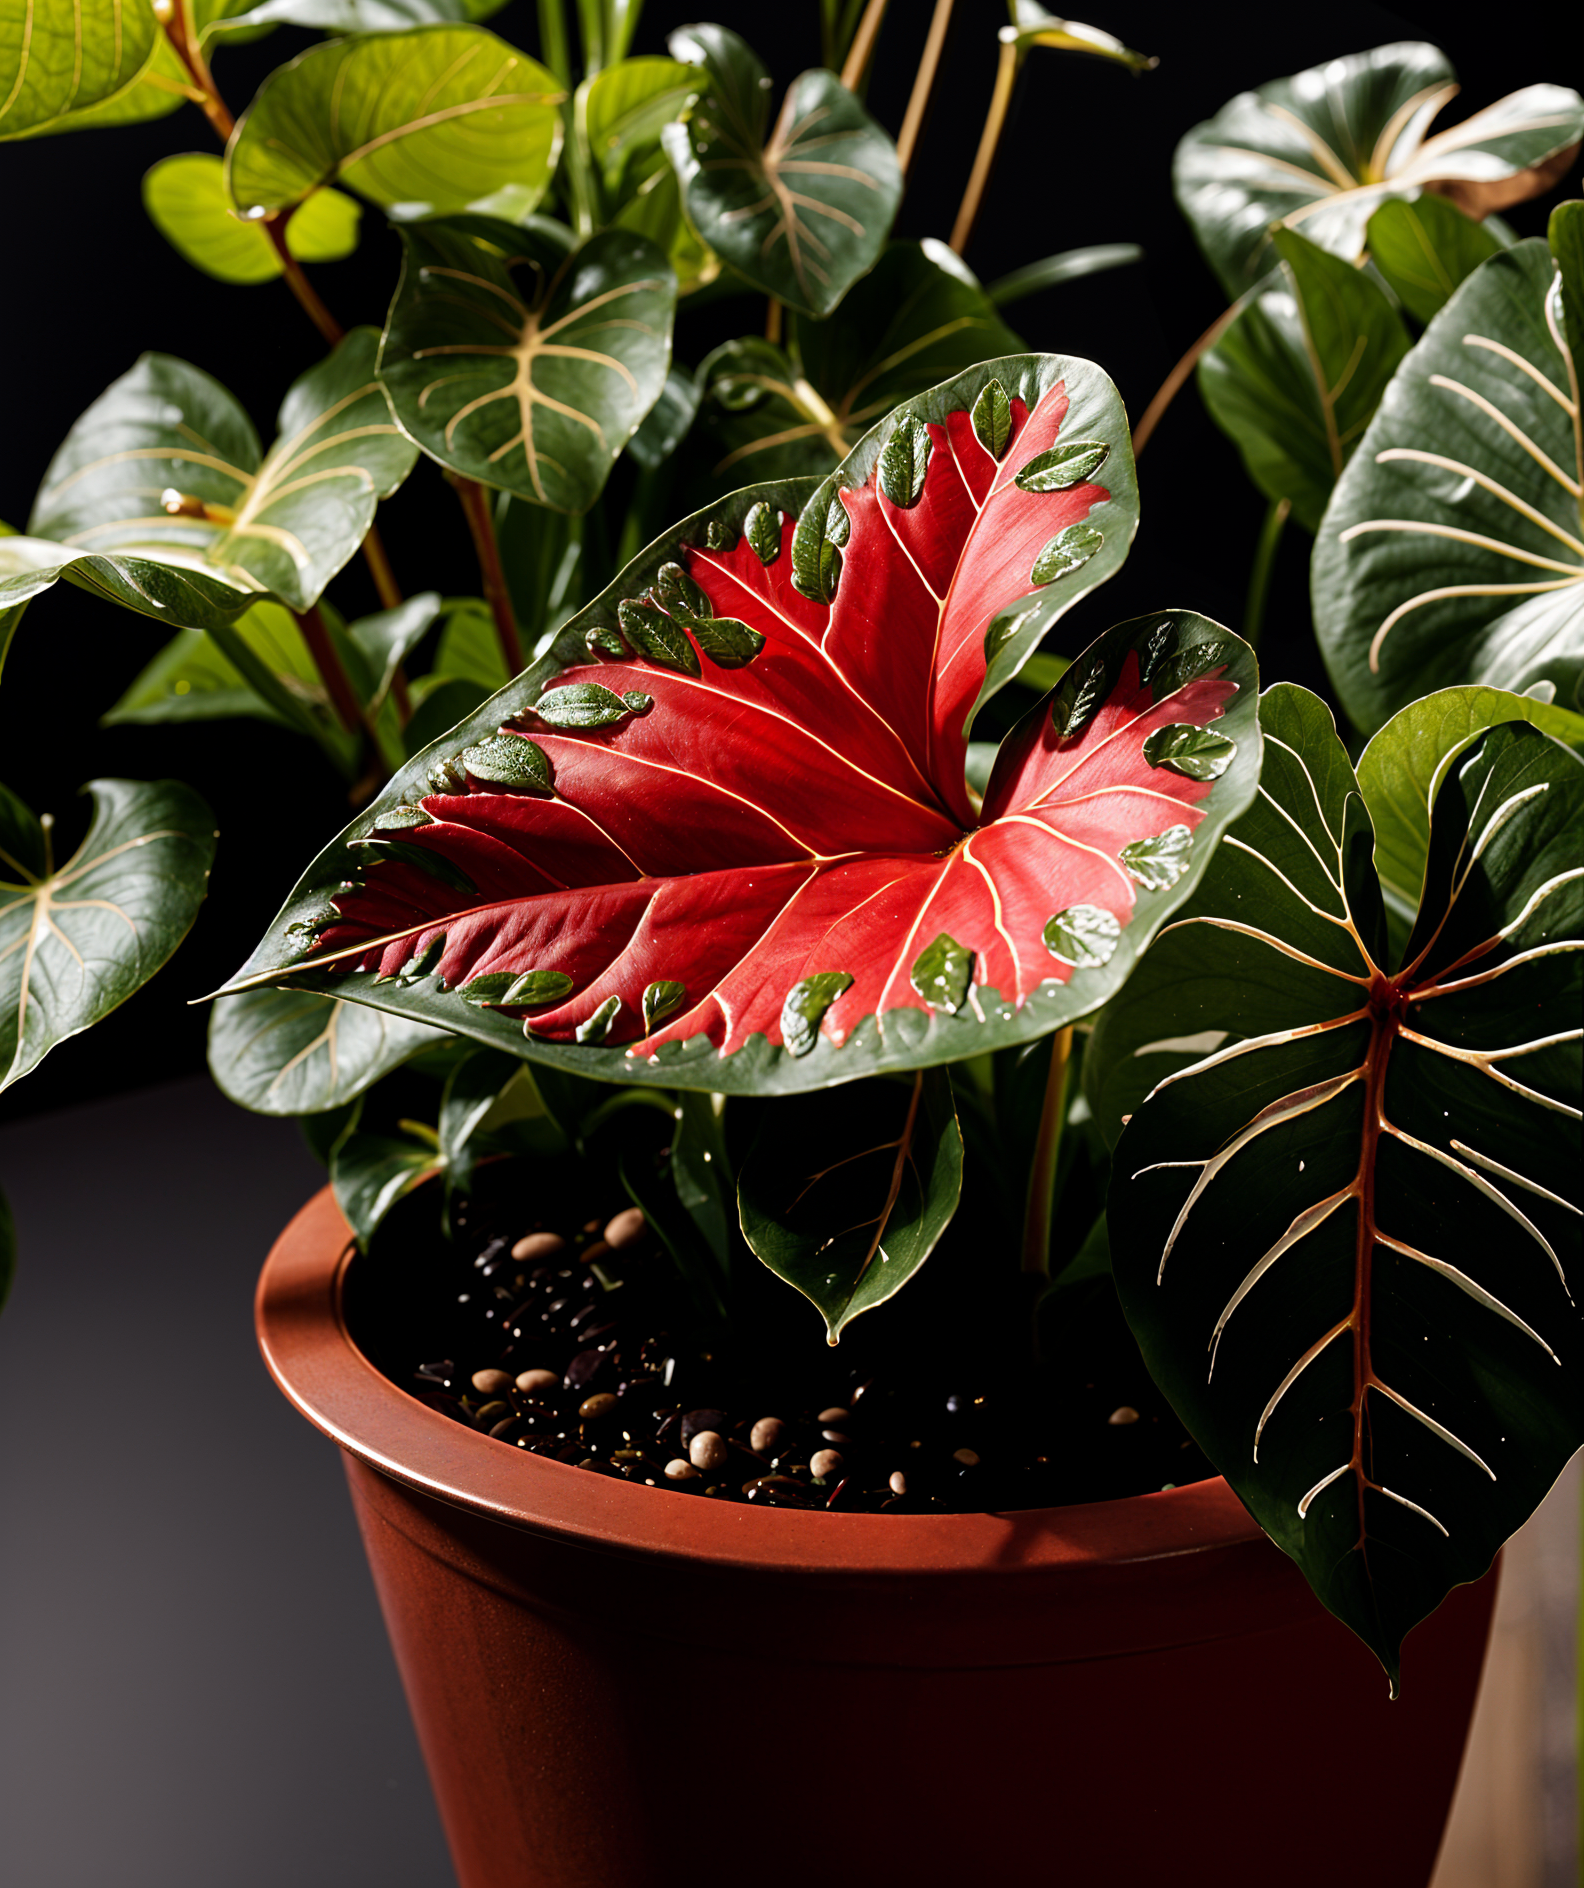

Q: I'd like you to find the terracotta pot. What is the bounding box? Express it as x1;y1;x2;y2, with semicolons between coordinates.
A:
258;1187;1495;1888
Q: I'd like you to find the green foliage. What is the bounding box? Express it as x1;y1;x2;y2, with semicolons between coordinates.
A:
144;153;361;283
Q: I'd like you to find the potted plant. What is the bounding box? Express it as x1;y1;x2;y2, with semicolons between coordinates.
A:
2;4;1579;1881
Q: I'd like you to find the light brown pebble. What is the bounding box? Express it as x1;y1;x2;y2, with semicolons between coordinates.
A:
515;1368;559;1395
952;1447;980;1467
664;1458;699;1481
1108;1405;1140;1426
511;1231;566;1263
603;1206;647;1249
689;1430;729;1472
821;1428;851;1445
888;1471;908;1496
579;1392;618;1421
471;1368;514;1396
750;1416;787;1454
817;1406;850;1425
810;1448;844;1479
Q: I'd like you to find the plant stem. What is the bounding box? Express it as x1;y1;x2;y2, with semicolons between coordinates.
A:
536;0;573;84
1242;497;1290;649
360;524;403;611
896;0;954;179
765;297;783;344
262;217;346;346
453;477;525;675
296;602;370;741
838;0;888;93
949;34;1017;255
156;0;233;141
1130;294;1249;458
1021;1026;1073;1280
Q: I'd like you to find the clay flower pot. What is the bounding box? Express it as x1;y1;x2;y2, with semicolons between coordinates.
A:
258;1188;1495;1888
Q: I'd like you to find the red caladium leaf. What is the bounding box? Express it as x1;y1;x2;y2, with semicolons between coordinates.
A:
231;357;1262;1094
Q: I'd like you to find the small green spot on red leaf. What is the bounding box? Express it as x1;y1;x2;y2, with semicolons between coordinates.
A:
1120;824;1193;891
743;502;781;563
879;416;932;507
534;683;639;728
462;733;554;791
1143;724;1237;782
1032;522;1104;586
780;971;853;1056
1016;439;1109;492
616;598;701;676
971;378;1013;459
576;995;622;1042
909;933;973;1013
1043;904;1120;968
506;969;575;1006
642;979;687;1031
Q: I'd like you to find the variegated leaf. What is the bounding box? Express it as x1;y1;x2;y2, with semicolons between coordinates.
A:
232;356;1259;1098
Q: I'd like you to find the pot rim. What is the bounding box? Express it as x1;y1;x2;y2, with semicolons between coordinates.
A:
258;1184;1270;1581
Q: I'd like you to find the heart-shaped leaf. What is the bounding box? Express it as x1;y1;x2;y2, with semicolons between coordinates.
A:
225;24;564;221
1175;43;1584;297
739;1069;963;1342
218;0;509;31
1099;684;1582;1689
1365;193;1506;326
1200;226;1412;533
0;0;157;139
331;1120;442;1247
1313;238;1584;733
105;598;343;730
1003;3;1154;70
0;777;216;1091
234;356;1260;1098
578;54;702;213
208;984;450;1114
696;240;1024;485
30;333;417;614
662;24;901;318
378;216;676;511
143;152;362;284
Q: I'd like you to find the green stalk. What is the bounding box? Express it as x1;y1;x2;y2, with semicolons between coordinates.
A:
536;0;572;85
948;33;1018;255
896;0;954;179
1242;497;1291;650
452;476;525;676
1020;1026;1073;1281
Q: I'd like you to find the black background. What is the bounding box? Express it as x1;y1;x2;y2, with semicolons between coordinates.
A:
2;0;1578;1123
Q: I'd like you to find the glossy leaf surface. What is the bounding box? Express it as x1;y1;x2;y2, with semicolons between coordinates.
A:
696;240;1024;485
0;778;216;1092
144;152;361;284
1003;4;1154;70
31;334;416;613
379;217;675;511
1175;44;1584;297
1101;685;1582;1687
1200;227;1411;533
208;985;449;1114
579;54;701;212
662;25;901;318
225;25;564;220
1366;193;1505;326
220;0;508;30
1314;240;1584;732
237;356;1258;1097
0;0;157;139
739;1070;963;1341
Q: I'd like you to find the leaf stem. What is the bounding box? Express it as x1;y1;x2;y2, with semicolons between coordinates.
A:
296;602;369;742
1242;497;1291;649
896;0;954;179
262;218;346;347
452;477;525;675
949;33;1018;255
1021;1026;1073;1280
360;523;403;611
536;0;573;85
839;0;889;93
1130;293;1251;457
156;0;233;142
765;297;783;344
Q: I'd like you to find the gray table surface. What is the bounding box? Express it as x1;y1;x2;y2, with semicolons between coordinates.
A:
0;1077;457;1888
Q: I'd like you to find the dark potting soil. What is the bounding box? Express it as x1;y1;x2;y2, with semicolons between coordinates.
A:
345;1156;1216;1514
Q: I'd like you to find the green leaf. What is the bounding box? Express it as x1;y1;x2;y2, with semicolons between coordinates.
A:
1014;439;1109;491
208;985;450;1114
780;971;853;1058
670;1087;733;1271
1003;4;1154;70
1549;200;1584;399
738;1070;963;1341
1356;683;1584;927
28;337;416;615
1031;522;1103;586
1366;194;1504;326
1314;240;1584;733
610;155;719;296
909;932;973;1014
579;54;701;211
877;415;931;507
663;24;901;318
1175;44;1584;298
143;152;361;285
0;0;158;139
345;592;442;711
1199;228;1412;533
0;778;216;1092
225;24;564;220
331;1123;442;1248
1103;686;1583;1688
438;1044;521;1196
985;244;1143;308
430;598;510;691
219;0;510;30
1142;722;1239;782
379;215;675;513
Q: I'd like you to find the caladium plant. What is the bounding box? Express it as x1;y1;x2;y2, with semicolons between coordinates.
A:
3;0;1580;1717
